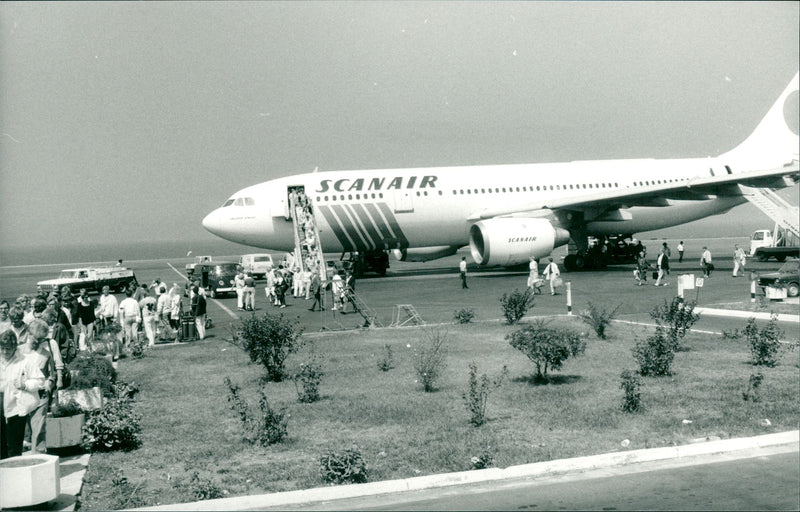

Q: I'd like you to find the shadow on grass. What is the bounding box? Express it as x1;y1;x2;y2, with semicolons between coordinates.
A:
513;374;583;386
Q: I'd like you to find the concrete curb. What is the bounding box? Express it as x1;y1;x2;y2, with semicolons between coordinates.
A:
694;307;799;323
135;430;799;511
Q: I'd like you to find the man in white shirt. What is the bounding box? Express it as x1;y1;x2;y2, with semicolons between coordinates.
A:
118;288;141;357
701;247;713;277
459;257;468;289
98;286;119;328
732;244;746;277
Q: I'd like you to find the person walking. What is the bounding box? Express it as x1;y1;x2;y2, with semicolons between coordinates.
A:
331;272;344;311
701;246;713;277
527;256;542;294
139;293;158;346
193;286;207;340
459;257;468;289
20;320;62;454
655;247;670;286
732;244;747;277
97;286;118;330
118;288;141;357
677;241;685;263
243;272;256;311
1;329;45;459
308;271;324;311
74;288;96;351
234;271;246;311
543;257;561;295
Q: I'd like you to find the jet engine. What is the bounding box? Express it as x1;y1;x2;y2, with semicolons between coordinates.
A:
392;246;460;262
469;218;571;266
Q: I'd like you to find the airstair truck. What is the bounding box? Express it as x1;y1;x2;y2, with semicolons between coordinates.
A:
750;227;799;262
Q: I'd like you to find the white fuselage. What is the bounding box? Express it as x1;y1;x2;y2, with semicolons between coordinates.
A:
202;155;744;255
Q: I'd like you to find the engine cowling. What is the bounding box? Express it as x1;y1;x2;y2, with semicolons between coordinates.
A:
392;246;460;262
469;218;571;266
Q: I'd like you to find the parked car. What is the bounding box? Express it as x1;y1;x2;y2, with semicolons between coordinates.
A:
194;262;240;298
239;253;274;279
757;260;800;297
37;267;138;294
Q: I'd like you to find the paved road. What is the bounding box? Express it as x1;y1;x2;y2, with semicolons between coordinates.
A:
270;445;799;511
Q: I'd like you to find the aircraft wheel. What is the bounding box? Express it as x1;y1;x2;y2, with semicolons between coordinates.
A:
574;255;586;269
563;254;577;271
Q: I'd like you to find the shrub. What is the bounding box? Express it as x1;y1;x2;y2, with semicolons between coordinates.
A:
620;370;642;413
506;320;586;382
82;398;142;452
632;325;675;377
742;372;764;402
113;380;140;401
93;323;121;355
68;352;118;395
377;344;395;372
109;469;145;509
412;328;450;392
129;333;148;359
293;358;324;403
579;302;621;339
454;308;476;324
189;471;224;501
650;298;700;350
721;328;742;340
50;400;84;418
469;447;494;470
744;315;783;367
500;288;535;324
224;377;287;446
319;446;368;484
462;362;507;426
232;313;304;382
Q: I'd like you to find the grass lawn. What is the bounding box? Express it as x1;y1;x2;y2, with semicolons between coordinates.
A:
79;316;799;510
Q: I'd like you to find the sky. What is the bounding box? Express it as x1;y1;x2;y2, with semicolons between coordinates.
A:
1;1;798;254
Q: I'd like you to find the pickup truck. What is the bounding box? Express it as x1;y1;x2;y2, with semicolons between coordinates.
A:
37;267;138;294
750;229;799;262
186;256;213;277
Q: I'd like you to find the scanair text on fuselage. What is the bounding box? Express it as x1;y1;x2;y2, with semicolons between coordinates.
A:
315;175;438;193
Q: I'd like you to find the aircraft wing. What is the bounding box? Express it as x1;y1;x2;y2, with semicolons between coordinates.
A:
471;160;799;222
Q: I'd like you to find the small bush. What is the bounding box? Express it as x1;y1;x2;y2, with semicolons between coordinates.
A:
650;298;700;351
109;469;145;509
506;320;586;382
721;328;742;340
742;372;764;402
232;313;304;382
377;344;395;372
744;315;784;367
224;377;287;446
500;288;535;324
129;333;148;359
469;447;494;470
579;302;621;339
620;370;642;412
454;308;476;324
632;325;675;377
50;400;85;418
319;446;368;484
293;359;324;404
113;380;140;401
68;352;118;395
189;471;224;501
412;328;450;392
82;398;142;452
462;362;507;426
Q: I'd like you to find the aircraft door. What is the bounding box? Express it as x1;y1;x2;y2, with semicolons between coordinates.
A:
392;189;414;213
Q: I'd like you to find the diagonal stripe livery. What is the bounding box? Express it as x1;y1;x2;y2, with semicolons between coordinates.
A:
317;203;409;252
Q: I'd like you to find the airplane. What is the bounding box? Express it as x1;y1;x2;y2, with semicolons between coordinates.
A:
203;72;799;272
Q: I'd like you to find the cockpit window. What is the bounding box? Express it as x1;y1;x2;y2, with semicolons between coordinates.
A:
234;198;244;206
244;197;255;206
222;199;234;207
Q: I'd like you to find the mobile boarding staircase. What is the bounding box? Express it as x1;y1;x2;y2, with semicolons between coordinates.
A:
740;183;800;246
288;192;380;328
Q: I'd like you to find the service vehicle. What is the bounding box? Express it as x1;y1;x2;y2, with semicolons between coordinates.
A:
186;255;213;277
37;267;138;294
194;262;239;298
239;253;274;279
749;228;799;262
757;260;800;297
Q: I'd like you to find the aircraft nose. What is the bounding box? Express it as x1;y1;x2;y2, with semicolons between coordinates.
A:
202;208;224;236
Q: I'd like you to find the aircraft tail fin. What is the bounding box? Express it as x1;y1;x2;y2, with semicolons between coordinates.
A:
721;72;799;171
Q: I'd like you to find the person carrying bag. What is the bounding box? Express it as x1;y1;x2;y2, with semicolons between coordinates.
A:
543;257;562;295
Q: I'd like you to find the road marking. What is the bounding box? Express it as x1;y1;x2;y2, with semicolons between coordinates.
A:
166;262;238;320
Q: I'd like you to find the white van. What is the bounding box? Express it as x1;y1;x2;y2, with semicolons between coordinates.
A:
239;254;274;279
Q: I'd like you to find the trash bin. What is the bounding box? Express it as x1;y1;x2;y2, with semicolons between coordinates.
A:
180;313;197;341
